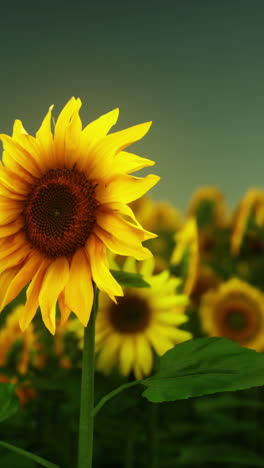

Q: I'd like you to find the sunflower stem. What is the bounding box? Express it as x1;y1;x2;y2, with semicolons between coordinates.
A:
78;286;99;468
93;380;141;417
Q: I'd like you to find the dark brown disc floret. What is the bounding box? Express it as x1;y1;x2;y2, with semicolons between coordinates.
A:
109;295;151;333
219;299;260;344
23;168;98;258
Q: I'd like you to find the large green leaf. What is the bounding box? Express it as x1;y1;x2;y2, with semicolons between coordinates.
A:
110;270;150;288
142;337;264;402
0;383;19;423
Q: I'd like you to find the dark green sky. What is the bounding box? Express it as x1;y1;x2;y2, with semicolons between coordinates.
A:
0;1;263;213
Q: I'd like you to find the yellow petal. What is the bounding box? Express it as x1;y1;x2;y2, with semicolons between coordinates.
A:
86;235;123;297
99;121;152;156
0;232;26;260
95;211;155;260
98;210;155;242
0;183;26;200
0;219;24;238
39;257;70;334
0;135;41;177
0;166;30;196
64;249;94;326
135;335;153;377
63;108;82;167
100;201;146;229
96;174;160;204
119;337;135;376
58;291;72;326
81;108;119;150
153;295;188;309
95;225;152;261
113;151;155;174
0;205;22;225
0;252;40;311
12;120;41;164
80;120;152;179
146;326;174;356
19;260;49;331
96;334;121;373
36;105;55;170
54;97;82;165
2;149;35;184
0;243;31;271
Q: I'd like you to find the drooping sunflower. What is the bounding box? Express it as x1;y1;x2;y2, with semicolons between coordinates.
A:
231;188;264;256
187;186;229;229
95;258;191;380
187;186;229;260
0;98;159;334
199;278;264;351
170;218;199;296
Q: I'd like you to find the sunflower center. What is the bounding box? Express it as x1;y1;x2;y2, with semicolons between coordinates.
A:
219;299;260;344
109;295;151;333
224;309;248;331
23;168;98;258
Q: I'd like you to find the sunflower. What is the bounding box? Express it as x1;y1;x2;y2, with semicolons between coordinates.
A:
231;188;264;256
0;305;37;373
187;186;229;229
199;278;264;351
170;218;199;296
0;98;159;334
95;258;191;380
186;187;229;264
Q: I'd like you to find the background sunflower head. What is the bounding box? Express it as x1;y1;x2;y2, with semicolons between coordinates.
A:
95;257;191;380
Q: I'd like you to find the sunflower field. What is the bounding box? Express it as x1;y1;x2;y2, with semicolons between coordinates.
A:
1;100;264;468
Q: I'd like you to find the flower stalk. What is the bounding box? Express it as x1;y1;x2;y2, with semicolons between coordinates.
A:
78;286;99;468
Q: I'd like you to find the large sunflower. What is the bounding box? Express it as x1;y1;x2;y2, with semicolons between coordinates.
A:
95;258;191;380
0;98;159;334
199;278;264;351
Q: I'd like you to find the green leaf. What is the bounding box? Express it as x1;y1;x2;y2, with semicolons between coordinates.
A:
142;337;264;402
0;383;19;423
177;444;264;466
110;269;150;288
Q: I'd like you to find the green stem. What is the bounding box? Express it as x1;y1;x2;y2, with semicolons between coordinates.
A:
0;440;59;468
78;286;99;468
148;403;158;468
93;380;141;417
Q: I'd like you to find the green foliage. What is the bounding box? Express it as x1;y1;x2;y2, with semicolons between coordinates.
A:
110;269;150;288
0;383;19;423
177;444;264;466
142;337;264;402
